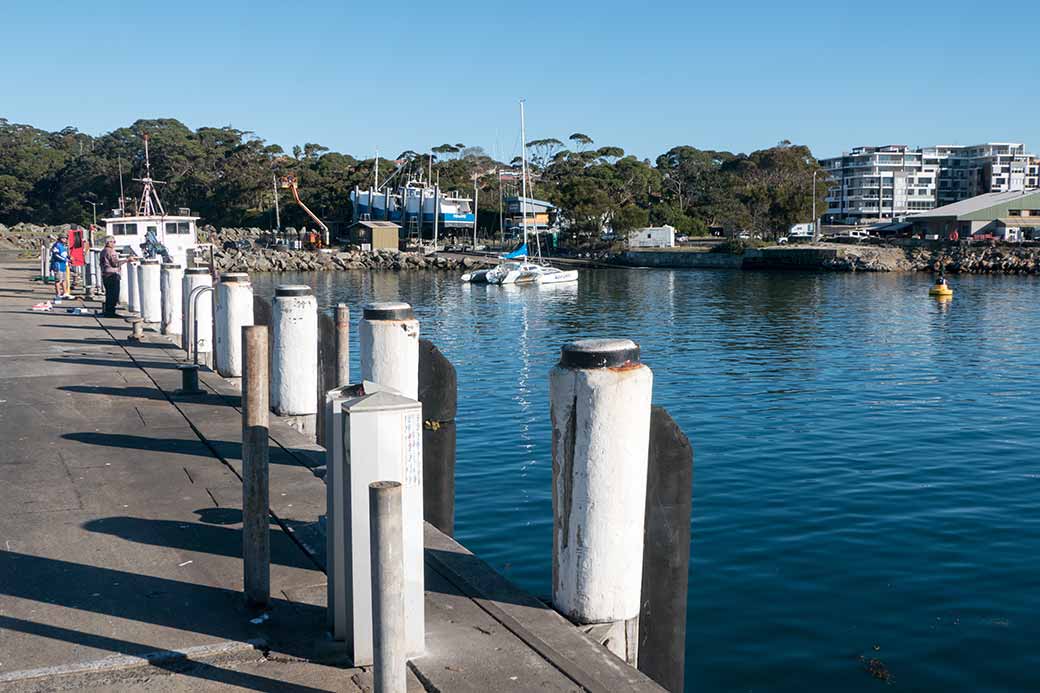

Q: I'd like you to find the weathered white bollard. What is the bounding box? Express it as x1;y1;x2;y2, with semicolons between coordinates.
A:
182;268;213;359
160;264;184;336
138;259;162;324
271;285;317;416
550;338;652;665
127;261;139;314
359;302;419;400
214;273;254;378
118;261;129;306
39;243;47;278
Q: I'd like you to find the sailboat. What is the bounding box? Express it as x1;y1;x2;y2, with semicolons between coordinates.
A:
461;100;578;286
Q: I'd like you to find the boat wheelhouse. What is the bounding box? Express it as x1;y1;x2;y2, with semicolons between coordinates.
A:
102;213;200;265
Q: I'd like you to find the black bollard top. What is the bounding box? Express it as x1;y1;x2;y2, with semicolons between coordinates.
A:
363;301;414;321
185;267;209;275
220;272;250;283
141;258;160;264
275;285;312;297
560;338;640;369
162;264;182;270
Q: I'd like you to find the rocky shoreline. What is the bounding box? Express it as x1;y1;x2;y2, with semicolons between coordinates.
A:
0;223;493;273
819;243;1040;274
4;222;1040;275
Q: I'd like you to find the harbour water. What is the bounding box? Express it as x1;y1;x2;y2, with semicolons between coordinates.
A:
254;268;1040;692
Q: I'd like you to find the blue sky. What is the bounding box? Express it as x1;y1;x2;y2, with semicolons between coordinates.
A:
2;0;1038;161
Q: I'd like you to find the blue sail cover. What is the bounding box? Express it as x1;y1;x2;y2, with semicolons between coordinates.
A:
501;243;527;259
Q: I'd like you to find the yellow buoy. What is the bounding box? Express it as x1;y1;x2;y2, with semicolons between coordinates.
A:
928;284;953;297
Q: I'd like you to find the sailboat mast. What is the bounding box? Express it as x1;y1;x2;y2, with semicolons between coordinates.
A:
519;99;529;257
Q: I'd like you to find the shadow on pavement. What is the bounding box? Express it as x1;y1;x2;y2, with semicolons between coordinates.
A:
82;512;318;571
0;615;334;693
62;431;302;468
0;550;327;663
60;385;171;401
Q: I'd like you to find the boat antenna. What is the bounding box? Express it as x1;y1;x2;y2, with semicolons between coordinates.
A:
133;133;166;217
519;98;529;260
374;148;379;189
117;157;125;215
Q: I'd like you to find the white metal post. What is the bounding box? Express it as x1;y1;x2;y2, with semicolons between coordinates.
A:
181;268;212;356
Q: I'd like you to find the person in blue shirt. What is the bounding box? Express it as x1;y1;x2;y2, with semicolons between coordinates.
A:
50;237;70;299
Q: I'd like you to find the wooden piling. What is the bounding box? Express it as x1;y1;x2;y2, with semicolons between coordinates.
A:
418;339;456;537
638;406;693;692
242;325;270;607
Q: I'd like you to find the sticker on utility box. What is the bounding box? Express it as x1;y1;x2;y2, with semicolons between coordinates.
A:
403;411;421;487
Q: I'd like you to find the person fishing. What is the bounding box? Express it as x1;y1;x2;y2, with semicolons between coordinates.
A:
49;235;70;299
936;270;948;286
99;236;132;317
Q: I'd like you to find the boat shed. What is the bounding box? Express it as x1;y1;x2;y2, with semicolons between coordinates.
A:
909;190;1040;241
347;220;401;251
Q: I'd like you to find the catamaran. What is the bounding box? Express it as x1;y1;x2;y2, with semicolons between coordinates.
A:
461;100;578;286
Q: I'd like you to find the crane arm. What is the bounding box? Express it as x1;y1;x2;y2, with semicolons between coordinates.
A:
289;182;328;235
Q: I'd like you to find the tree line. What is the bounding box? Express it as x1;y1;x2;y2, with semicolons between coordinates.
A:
0;117;827;241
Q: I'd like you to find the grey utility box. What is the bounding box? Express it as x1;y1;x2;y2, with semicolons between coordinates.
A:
325;381;425;664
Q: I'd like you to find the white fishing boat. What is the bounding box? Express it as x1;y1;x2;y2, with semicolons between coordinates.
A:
461;100;577;286
102;134;199;266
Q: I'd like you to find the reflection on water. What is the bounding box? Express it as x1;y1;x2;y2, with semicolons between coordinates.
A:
254;269;1040;693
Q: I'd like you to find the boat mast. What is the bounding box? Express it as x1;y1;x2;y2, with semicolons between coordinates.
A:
134;134;166;217
519;99;529;259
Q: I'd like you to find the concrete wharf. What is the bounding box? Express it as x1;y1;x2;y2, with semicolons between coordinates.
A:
0;255;665;692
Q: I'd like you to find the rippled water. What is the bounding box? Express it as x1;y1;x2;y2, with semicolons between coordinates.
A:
253;268;1040;692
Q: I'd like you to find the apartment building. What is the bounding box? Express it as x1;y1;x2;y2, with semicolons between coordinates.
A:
823;143;1039;224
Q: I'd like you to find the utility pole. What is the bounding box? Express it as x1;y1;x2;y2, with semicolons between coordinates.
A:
812;169;821;242
272;173;281;232
86;200;104;246
499;171;504;248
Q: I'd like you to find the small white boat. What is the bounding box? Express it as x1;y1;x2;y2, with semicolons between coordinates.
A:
477;261;577;285
460;100;578;287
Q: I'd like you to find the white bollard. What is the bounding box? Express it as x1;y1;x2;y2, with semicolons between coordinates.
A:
118;261;129;306
39;243;47;278
214;273;255;378
181;268;213;358
359;302;419;400
550;338;652;665
138;259;162;324
271;285;317;416
161;264;184;336
127;261;139;314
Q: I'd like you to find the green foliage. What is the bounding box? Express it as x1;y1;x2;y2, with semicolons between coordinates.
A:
0;117;827;246
710;238;765;255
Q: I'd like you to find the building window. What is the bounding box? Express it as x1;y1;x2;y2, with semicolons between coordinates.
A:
1009;210;1022;216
